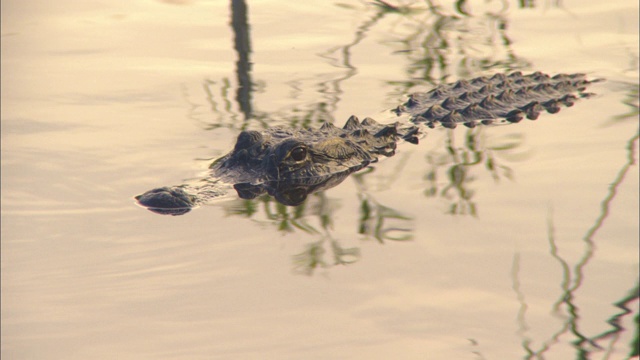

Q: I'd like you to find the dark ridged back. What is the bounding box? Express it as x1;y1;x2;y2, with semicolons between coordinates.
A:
396;71;596;128
333;115;420;155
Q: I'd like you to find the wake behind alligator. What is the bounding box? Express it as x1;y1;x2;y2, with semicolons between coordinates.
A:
136;71;598;215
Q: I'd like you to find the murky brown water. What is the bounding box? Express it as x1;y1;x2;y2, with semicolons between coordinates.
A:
2;1;639;359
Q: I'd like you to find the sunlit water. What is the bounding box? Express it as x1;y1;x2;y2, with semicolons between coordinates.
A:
2;1;638;359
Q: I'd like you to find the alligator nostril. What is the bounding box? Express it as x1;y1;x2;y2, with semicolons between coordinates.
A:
234;130;263;151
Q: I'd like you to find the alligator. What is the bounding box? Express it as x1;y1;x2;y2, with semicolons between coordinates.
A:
136;71;598;215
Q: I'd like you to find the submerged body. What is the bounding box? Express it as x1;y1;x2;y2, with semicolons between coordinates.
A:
136;71;597;214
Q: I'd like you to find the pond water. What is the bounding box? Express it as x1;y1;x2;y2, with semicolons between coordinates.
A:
2;0;639;359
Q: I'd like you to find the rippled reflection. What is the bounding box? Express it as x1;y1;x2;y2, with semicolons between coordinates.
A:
423;127;527;216
135;0;634;273
511;126;640;358
183;0;583;218
2;0;637;358
134;0;636;284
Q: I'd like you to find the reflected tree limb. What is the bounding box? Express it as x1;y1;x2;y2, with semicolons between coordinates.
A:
511;253;535;358
231;0;253;120
520;128;640;358
582;129;639;249
589;283;640;358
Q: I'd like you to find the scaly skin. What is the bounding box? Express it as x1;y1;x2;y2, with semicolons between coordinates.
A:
136;71;598;214
136;116;419;213
209;116;419;183
395;71;595;128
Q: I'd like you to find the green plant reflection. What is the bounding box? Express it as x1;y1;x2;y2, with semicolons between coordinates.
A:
143;1;635;301
292;236;361;276
151;0;640;356
138;1;639;354
193;0;539;218
219;170;414;275
510;124;639;358
423;127;527;216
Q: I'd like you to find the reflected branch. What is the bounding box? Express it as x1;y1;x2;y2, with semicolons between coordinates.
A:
293;240;328;275
231;0;253;120
612;85;639;122
521;129;640;357
511;253;535;358
201;78;243;130
357;194;413;242
315;5;389;122
292;235;361;276
582;129;640;248
385;0;533;96
140;1;623;282
351;165;414;243
423;127;526;216
589;283;640;357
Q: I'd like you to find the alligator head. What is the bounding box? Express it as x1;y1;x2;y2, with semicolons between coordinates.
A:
210;115;419;184
136;115;419;214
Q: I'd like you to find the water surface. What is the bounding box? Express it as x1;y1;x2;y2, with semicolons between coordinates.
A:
2;0;639;359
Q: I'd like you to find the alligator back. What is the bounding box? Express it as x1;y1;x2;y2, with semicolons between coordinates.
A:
396;71;597;129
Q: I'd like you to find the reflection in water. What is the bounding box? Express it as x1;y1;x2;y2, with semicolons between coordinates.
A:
219;165;414;274
511;124;640;358
357;194;413;242
511;253;536;356
137;0;614;272
222;190;380;275
292;236;361;276
224;196;322;234
424;127;526;216
381;0;531;94
187;0;571;218
233;169;356;207
0;0;635;358
517;0;535;8
231;0;252;120
352;167;414;242
138;2;633;298
612;84;639;123
591;284;640;359
467;337;488;360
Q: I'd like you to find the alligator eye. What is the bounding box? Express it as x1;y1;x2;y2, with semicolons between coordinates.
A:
289;146;307;162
